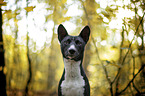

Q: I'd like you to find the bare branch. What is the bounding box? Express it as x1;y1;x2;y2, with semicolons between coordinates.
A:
118;64;145;95
79;0;113;95
132;50;141;94
113;12;145;84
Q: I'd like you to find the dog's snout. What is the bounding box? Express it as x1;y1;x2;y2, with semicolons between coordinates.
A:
69;49;76;54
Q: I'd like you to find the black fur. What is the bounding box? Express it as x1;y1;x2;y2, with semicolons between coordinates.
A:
58;24;90;96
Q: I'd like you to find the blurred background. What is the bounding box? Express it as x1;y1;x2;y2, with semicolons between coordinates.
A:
0;0;145;96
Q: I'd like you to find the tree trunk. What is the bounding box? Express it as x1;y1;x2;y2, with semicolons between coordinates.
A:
25;0;32;95
0;8;7;96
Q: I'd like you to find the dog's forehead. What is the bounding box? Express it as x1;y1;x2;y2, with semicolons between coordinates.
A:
64;35;83;41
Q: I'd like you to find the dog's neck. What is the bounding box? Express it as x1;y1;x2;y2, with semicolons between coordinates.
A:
63;58;82;80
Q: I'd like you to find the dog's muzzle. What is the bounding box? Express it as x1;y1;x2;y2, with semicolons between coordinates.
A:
65;47;79;59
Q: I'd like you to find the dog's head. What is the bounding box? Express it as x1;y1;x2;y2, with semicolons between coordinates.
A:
58;24;90;61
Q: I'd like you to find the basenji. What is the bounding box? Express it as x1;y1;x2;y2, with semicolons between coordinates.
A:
58;24;90;96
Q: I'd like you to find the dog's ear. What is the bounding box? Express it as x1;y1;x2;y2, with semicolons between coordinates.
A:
79;26;90;43
58;24;68;42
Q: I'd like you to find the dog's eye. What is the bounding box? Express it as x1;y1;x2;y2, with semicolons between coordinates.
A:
75;40;82;45
64;39;71;45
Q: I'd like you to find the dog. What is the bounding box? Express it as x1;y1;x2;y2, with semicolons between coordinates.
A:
58;24;90;96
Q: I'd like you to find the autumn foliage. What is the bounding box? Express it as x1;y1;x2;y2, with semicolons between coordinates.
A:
0;0;145;96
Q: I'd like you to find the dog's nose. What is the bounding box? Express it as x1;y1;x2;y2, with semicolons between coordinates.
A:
69;49;76;54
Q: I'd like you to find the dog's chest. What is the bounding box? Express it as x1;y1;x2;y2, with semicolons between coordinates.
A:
61;58;85;96
61;78;85;96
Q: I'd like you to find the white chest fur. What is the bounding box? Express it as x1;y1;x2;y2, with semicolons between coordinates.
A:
61;58;85;96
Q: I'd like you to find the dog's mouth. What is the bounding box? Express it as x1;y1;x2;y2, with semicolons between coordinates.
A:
65;52;79;60
67;55;76;59
65;54;76;59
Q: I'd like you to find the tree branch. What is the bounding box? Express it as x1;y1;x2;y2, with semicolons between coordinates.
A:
112;12;145;84
132;50;141;94
80;0;113;95
118;64;145;95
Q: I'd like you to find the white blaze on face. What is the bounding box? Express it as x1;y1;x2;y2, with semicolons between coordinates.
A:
68;45;76;50
67;44;77;59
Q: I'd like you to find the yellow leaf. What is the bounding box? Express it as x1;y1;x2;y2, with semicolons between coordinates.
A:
3;10;11;15
3;10;13;20
134;69;138;74
24;6;36;12
0;0;7;7
62;0;67;3
14;18;18;24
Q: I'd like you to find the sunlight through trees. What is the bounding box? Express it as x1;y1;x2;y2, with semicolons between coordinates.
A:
0;0;145;96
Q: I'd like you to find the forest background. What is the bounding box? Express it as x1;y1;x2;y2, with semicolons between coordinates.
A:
0;0;145;96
